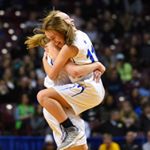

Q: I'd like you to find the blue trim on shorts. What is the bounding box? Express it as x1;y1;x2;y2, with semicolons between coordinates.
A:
61;84;77;91
72;84;85;97
60;83;85;97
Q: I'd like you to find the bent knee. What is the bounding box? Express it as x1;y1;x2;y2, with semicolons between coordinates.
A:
37;90;47;105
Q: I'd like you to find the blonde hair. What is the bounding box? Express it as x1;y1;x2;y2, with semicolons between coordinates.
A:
25;33;49;49
42;10;75;45
25;10;75;49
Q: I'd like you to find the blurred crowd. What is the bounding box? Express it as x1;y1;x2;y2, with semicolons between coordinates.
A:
0;0;150;149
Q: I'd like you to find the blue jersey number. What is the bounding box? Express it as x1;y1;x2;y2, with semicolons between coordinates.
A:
87;46;96;63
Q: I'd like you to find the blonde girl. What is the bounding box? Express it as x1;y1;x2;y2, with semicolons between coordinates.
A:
25;10;105;150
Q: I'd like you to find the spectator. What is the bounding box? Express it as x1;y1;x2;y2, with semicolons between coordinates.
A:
140;33;150;66
122;131;141;150
16;76;32;100
0;108;4;134
24;11;39;29
142;130;150;150
81;0;97;21
84;21;99;44
126;47;140;68
14;93;35;135
0;80;10;102
105;67;124;98
43;134;56;150
139;102;150;134
70;7;85;29
99;94;117;122
116;53;133;83
89;115;101;137
124;0;143;14
120;101;138;132
98;133;121;150
100;47;116;68
0;103;15;134
130;88;141;109
30;104;47;135
138;74;150;98
100;109;126;137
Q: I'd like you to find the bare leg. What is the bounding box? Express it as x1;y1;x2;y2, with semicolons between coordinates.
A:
37;88;71;123
38;88;85;149
43;108;88;150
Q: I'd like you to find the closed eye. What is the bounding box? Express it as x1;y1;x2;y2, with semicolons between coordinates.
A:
50;37;55;41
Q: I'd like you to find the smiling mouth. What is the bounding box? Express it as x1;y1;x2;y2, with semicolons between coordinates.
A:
56;42;61;47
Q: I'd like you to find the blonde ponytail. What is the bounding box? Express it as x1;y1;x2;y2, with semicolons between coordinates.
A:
25;10;76;49
25;34;49;49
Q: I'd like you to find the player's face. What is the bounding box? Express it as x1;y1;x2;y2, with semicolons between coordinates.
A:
56;12;74;26
45;30;65;49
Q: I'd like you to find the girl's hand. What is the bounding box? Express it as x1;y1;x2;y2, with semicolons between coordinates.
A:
93;70;102;83
95;62;106;75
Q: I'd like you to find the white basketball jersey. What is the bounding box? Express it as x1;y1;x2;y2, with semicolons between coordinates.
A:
45;30;99;84
72;30;98;64
69;30;98;82
44;56;71;88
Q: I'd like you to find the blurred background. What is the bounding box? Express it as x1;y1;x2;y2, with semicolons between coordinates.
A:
0;0;150;150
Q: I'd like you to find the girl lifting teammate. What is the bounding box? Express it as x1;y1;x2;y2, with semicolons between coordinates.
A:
25;10;105;150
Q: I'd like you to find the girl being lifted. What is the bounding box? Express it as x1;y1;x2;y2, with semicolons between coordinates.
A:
25;10;105;150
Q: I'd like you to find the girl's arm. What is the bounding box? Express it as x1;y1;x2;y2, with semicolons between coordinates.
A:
64;61;106;78
43;45;78;80
43;53;105;82
43;43;105;80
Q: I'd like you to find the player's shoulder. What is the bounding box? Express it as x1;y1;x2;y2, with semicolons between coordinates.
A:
75;30;87;37
74;30;91;44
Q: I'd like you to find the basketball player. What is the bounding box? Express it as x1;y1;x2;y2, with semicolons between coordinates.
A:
25;36;101;150
43;42;91;150
25;10;105;150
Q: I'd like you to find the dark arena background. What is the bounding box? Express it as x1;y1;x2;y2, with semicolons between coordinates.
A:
0;0;150;150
